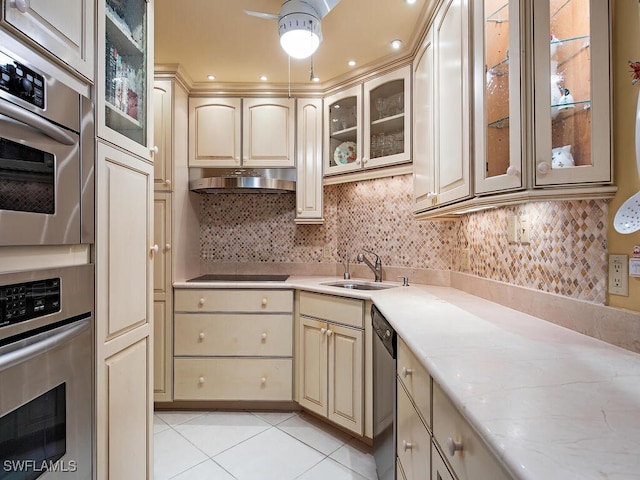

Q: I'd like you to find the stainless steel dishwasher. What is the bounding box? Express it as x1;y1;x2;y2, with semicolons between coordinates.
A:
372;305;396;480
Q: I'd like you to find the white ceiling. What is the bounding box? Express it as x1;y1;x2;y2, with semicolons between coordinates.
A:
154;0;434;90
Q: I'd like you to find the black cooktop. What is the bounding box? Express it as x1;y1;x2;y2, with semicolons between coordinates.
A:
187;274;290;282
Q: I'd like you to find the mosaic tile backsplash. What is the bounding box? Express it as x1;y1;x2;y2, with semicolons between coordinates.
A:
200;174;608;303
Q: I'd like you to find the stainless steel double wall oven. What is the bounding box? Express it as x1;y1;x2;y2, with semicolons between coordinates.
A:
0;46;95;480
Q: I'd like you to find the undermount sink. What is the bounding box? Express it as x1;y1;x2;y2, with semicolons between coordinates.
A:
322;280;398;290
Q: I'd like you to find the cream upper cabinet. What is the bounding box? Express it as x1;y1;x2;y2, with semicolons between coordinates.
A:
243;97;295;167
412;25;436;212
188;97;294;168
296;98;324;224
324;84;362;175
413;0;471;213
97;0;155;162
153;80;173;190
473;0;523;194
363;65;412;170
325;66;411;178
1;0;94;80
532;0;611;187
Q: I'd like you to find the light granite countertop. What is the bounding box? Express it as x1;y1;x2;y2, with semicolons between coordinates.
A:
174;275;640;479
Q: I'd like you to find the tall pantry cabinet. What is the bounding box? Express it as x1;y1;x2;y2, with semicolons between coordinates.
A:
94;0;155;478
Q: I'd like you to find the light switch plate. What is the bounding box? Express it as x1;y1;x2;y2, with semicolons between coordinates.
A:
507;215;518;244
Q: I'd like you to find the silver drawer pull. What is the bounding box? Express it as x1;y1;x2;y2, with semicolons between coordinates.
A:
402;366;413;377
446;437;463;457
402;440;413;451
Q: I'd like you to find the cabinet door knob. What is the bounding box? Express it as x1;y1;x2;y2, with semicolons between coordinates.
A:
402;440;413;451
165;179;172;187
297;208;303;214
261;332;268;340
150;244;159;253
261;298;268;306
320;327;327;335
198;376;205;385
326;329;333;337
362;157;368;164
506;165;520;177
151;145;159;154
165;243;172;251
198;332;205;340
446;437;463;457
537;162;550;175
261;376;267;384
402;366;413;377
9;0;29;13
198;298;205;306
356;158;362;165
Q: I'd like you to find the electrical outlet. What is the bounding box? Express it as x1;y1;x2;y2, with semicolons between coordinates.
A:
323;245;332;258
461;248;470;271
608;254;629;296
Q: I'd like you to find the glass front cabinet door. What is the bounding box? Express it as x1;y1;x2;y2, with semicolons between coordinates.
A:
532;0;611;187
324;85;362;176
474;0;523;194
363;65;411;170
97;0;154;161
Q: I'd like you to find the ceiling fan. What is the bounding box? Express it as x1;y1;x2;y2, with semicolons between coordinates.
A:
245;0;341;59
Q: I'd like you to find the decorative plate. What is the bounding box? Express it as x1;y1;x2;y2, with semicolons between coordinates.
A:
334;141;357;165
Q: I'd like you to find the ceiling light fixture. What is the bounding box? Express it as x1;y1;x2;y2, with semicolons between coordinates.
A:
260;75;268;81
405;0;417;4
207;74;216;80
348;60;356;67
279;6;322;59
391;39;403;50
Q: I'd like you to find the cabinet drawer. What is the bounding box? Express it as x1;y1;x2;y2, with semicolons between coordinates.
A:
397;338;431;429
175;289;293;313
433;382;511;480
174;313;292;356
173;358;293;401
397;381;430;480
299;291;363;328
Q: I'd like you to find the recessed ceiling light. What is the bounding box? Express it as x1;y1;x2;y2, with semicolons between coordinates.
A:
391;39;403;50
312;76;320;82
405;0;417;4
207;74;216;80
348;60;356;67
260;75;268;81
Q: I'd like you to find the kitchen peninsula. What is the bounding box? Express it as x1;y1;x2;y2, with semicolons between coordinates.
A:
169;275;640;480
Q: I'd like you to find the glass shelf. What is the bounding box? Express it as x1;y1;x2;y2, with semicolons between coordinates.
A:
486;2;509;23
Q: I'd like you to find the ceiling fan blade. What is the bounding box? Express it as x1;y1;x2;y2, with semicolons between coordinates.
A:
306;0;341;18
244;9;279;20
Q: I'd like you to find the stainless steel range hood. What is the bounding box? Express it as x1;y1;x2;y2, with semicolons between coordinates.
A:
190;168;296;193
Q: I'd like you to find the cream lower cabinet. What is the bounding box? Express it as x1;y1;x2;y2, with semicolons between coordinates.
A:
297;291;365;435
396;338;432;480
153;192;172;402
95;141;153;480
173;289;294;401
432;381;512;480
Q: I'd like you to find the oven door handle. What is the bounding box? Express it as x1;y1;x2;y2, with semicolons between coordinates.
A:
0;100;76;145
0;318;90;372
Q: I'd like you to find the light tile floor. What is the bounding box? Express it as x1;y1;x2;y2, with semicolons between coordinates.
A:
154;410;377;480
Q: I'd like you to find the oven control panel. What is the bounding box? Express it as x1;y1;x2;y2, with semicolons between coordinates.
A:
0;50;45;109
0;278;60;328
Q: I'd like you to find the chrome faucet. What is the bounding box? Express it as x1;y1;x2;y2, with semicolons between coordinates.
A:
357;249;382;282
